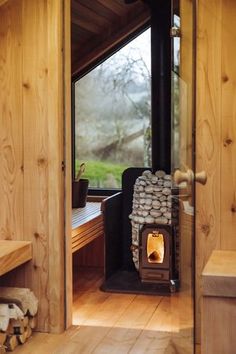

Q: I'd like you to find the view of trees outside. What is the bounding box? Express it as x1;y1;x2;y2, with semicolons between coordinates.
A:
74;28;151;188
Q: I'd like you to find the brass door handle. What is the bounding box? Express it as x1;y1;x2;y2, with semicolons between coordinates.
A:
174;169;207;185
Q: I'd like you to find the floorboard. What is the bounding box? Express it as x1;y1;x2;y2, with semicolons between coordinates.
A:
14;267;193;354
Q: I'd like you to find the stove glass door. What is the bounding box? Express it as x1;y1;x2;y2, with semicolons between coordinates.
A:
147;232;164;264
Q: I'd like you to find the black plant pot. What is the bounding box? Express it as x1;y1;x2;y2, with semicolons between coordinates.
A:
72;178;89;208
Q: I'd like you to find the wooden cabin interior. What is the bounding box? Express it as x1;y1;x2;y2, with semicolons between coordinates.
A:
0;0;236;353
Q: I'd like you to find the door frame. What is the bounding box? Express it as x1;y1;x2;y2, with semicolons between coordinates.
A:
63;0;72;329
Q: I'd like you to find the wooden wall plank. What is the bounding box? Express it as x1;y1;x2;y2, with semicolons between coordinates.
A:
0;0;66;333
196;0;222;343
220;0;236;250
0;0;23;242
22;0;50;332
47;0;65;333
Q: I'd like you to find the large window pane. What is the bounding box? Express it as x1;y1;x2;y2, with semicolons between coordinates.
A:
74;28;151;189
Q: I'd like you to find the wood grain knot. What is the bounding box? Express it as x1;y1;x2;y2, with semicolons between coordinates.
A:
34;232;40;238
37;157;47;166
23;82;30;89
223;138;233;147
21;165;24;172
201;224;210;235
231;203;236;213
222;74;229;82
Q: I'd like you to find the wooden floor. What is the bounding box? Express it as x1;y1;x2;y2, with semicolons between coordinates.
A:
14;268;194;354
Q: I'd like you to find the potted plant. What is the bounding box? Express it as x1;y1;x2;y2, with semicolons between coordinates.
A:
72;163;89;208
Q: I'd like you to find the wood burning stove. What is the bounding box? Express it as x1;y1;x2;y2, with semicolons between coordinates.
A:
139;224;177;290
102;168;179;295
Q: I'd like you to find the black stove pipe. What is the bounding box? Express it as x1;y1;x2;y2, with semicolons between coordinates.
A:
149;0;172;174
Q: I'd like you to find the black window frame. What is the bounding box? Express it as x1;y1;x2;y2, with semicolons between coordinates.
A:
72;0;173;196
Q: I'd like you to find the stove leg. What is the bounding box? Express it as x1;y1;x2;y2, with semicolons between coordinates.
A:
170;279;180;293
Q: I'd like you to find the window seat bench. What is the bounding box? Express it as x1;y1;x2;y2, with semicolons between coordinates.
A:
72;202;104;253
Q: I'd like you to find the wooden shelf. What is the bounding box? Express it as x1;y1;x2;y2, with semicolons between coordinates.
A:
202;250;236;297
0;240;32;276
202;250;236;353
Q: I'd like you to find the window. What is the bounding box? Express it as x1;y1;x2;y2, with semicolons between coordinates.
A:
73;28;151;191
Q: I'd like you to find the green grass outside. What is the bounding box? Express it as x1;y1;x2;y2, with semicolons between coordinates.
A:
75;160;128;188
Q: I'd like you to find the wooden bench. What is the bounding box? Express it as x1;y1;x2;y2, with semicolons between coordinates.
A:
72;202;104;253
0;240;32;276
202;250;236;354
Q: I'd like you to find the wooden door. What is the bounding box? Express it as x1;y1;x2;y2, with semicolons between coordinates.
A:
196;0;236;344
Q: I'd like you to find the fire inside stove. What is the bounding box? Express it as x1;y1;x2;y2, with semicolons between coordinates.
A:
147;232;164;264
139;225;174;285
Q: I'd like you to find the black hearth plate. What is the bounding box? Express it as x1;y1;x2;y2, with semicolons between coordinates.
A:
100;270;171;296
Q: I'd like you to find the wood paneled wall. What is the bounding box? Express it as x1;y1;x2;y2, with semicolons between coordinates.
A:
0;0;70;333
196;0;236;343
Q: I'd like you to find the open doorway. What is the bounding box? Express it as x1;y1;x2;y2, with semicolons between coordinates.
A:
70;0;151;326
71;11;152;331
68;1;195;352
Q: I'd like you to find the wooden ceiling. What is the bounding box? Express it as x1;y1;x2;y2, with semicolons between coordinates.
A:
71;0;150;78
